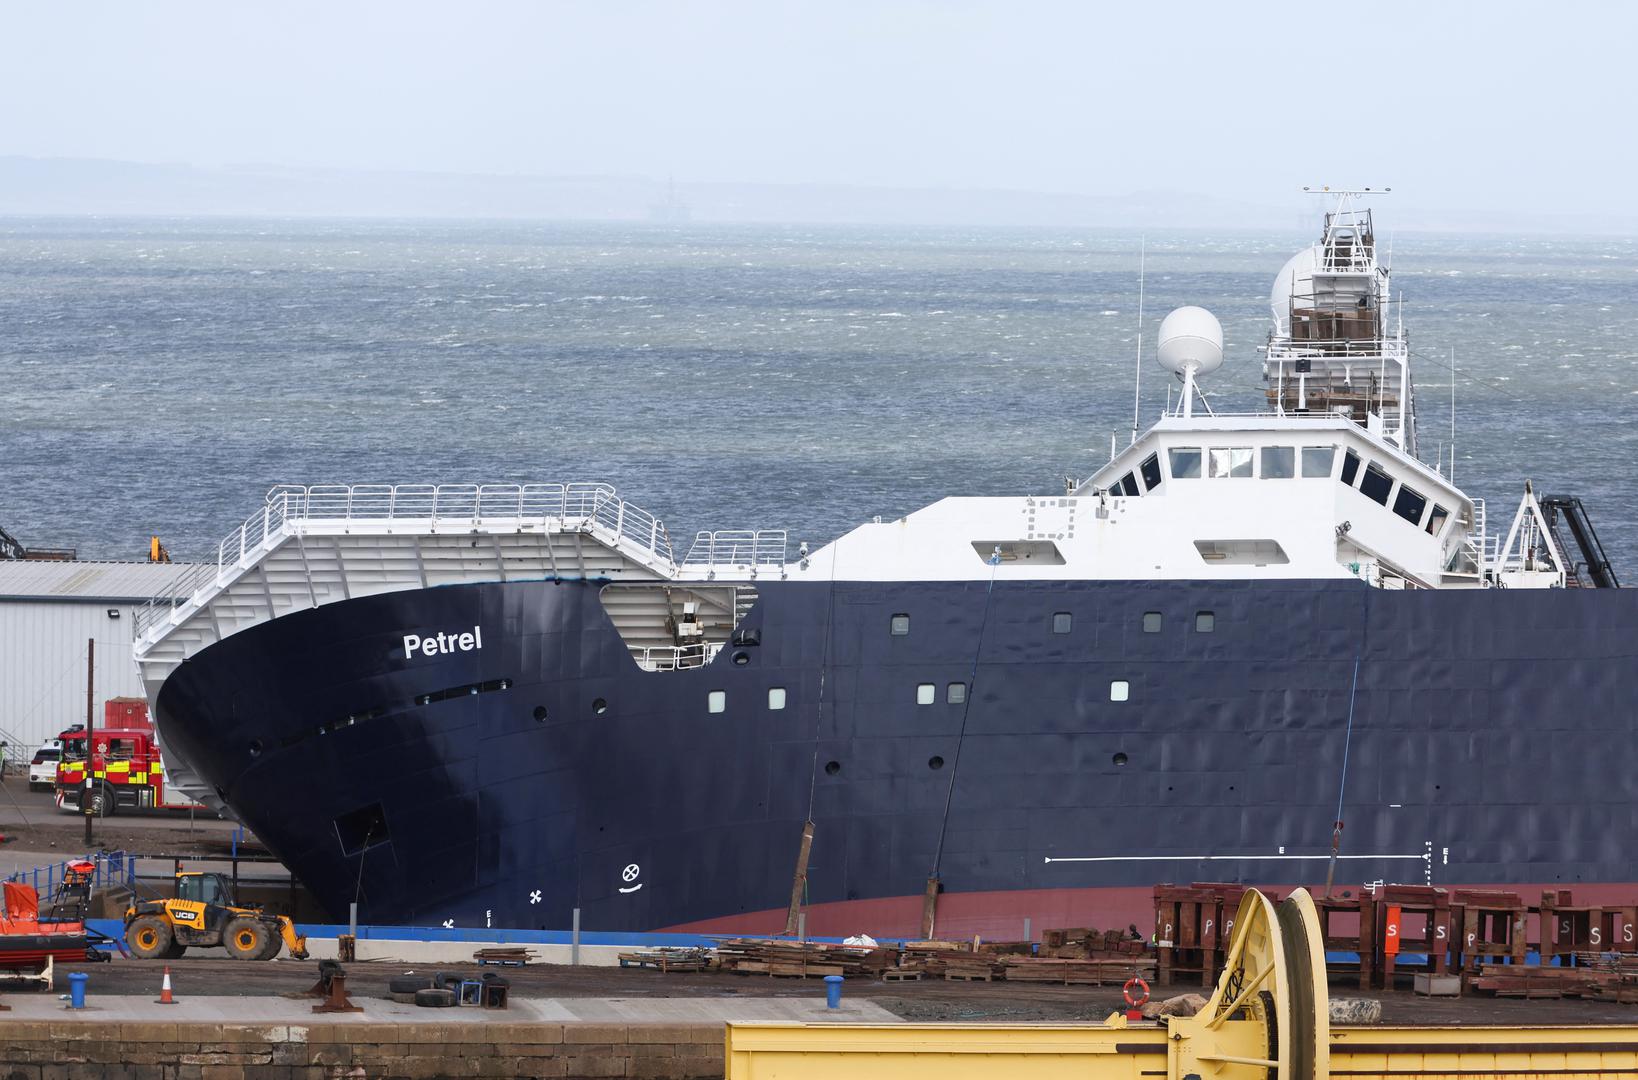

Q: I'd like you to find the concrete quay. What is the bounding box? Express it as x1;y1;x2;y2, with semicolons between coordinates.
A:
0;994;898;1079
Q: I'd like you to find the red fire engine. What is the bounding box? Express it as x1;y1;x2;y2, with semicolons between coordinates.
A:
54;717;205;815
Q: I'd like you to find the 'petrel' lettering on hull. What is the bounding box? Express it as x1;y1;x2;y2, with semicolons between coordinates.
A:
402;626;483;659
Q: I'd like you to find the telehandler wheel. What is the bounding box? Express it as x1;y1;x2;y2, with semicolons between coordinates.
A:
255;932;283;960
126;916;174;960
224;916;272;961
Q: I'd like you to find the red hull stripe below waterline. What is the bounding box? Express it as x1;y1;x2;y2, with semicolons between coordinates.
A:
660;882;1638;942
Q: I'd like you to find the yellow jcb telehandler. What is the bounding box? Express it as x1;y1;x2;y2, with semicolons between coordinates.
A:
124;871;308;961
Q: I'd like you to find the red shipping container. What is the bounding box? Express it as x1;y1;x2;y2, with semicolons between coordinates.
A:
103;697;151;730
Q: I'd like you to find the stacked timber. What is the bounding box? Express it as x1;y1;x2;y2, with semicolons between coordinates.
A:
1471;959;1638;1002
895;939;972;978
714;938;896;978
1001;955;1157;986
472;946;537;965
1039;927;1148;960
616;947;712;973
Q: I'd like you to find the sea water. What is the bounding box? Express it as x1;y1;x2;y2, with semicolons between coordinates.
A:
1;218;1634;572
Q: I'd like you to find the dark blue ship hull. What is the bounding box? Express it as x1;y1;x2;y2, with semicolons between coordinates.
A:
152;577;1638;933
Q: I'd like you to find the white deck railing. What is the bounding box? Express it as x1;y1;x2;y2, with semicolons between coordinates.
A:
132;482;678;641
633;641;724;671
683;529;788;568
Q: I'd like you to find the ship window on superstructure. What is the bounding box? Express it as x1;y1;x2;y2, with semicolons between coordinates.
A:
1169;448;1202;479
1118;472;1140;497
1052;612;1072;634
1195;611;1215;633
890;613;910;636
1209;448;1253;478
1302;446;1335;478
1142;611;1162;633
708;690;726;714
1360;462;1393;506
768;687;787;710
1140;453;1162;491
1110;680;1130;702
947;682;967;704
1426;504;1450;537
1340;450;1362;486
916;683;935;706
1260;446;1295;479
1393;484;1428;526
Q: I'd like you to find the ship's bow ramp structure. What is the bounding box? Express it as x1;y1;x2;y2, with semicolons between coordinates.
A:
132;482;779;810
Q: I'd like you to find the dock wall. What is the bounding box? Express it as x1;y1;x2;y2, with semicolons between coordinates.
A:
0;1020;725;1079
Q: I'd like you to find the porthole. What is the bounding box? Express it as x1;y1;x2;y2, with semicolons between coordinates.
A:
946;682;967;705
1112;752;1128;767
532;705;548;723
890;613;910;636
1052;612;1072;635
732;650;750;666
248;740;263;758
592;698;608;715
708;690;726;714
1110;680;1130;702
1142;612;1162;633
916;683;935;706
768;687;787;710
928;755;944;770
824;760;841;776
1195;611;1215;633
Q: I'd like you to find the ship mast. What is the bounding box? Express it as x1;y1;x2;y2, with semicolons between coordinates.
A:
1267;187;1416;457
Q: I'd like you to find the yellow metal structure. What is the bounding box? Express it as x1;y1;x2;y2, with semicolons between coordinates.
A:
724;886;1638;1080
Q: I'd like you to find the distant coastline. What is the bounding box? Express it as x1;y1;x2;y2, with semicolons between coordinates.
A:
3;156;1635;235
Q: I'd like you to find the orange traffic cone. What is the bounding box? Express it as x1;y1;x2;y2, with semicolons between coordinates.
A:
155;965;176;1005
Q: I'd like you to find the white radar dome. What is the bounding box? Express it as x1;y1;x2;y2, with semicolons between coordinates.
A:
1156;306;1224;377
1269;246;1320;336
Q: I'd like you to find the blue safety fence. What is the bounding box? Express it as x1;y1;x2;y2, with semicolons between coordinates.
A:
4;850;136;899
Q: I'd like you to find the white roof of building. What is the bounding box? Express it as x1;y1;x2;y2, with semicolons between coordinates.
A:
0;561;204;602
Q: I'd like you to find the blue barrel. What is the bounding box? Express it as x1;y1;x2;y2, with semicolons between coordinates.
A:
824;974;844;1009
67;971;88;1009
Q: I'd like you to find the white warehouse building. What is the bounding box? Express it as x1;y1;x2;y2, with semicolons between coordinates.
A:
0;561;201;751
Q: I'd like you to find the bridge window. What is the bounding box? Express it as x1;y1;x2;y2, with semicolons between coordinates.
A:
1393;484;1428;526
1052;612;1072;634
1426;504;1449;537
1140;453;1162;491
1169;448;1202;479
1340;450;1361;486
1209;448;1253;478
1302;446;1335;478
1260;446;1295;479
1360;462;1394;506
890;613;910;636
1118;472;1140;497
768;688;786;710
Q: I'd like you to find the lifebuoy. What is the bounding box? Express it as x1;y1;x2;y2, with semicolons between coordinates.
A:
1123;975;1150;1007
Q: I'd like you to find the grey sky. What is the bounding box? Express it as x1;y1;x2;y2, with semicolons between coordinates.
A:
4;1;1634;219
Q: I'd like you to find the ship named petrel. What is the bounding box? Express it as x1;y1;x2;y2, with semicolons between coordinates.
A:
132;192;1627;938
